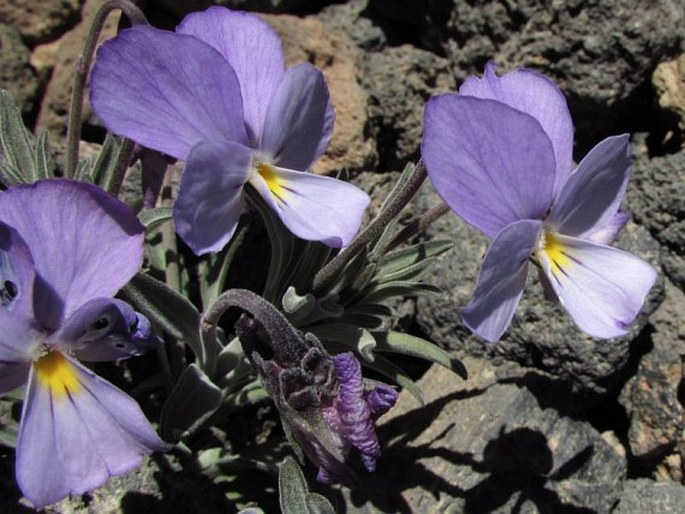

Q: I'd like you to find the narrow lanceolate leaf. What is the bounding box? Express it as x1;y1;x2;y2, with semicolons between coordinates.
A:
121;272;205;365
0;90;35;184
375;240;454;278
279;456;336;514
33;131;54;180
90;133;123;186
138;207;173;230
160;363;222;442
307;323;377;361
359;281;441;304
364;354;424;405
373;331;468;379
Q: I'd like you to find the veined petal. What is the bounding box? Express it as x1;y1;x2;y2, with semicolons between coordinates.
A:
90;25;246;160
0;309;39;393
460;63;574;197
461;219;543;343
177;6;285;143
0;221;36;317
0;181;144;330
422;94;555;238
16;353;166;508
260;63;334;171
547;135;631;240
250;164;369;248
48;298;162;362
583;211;630;246
173;141;252;255
536;231;657;338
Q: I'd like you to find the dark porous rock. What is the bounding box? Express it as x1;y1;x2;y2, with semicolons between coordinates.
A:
618;279;685;481
613;479;685;513
319;0;386;52
628;139;685;290
0;0;84;46
0;23;39;120
361;45;456;169
415;184;664;400
413;0;684;153
343;359;626;514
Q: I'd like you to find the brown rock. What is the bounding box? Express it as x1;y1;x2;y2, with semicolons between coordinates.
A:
0;0;85;46
34;0;119;153
653;54;685;142
261;13;376;175
0;23;39;119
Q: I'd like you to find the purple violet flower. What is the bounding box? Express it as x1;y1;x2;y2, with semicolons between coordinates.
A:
90;6;370;255
0;180;166;508
421;63;657;342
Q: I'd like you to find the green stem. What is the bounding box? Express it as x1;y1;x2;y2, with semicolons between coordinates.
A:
310;159;427;295
65;0;147;179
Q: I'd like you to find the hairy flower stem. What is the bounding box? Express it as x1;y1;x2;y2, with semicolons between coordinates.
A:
385;201;451;252
65;0;147;179
310;159;427;295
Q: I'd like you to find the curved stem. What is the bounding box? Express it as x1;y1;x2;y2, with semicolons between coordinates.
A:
65;0;147;179
310;159;427;295
385;201;451;252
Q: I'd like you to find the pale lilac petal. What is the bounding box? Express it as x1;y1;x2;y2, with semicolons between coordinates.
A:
422;95;555;238
537;232;657;338
0;181;144;330
547;135;631;240
583;211;630;245
48;298;162;362
173;141;252;255
0;309;37;393
260;63;334;170
250;165;369;247
461;219;543;343
16;355;166;508
177;7;285;143
460;63;574;197
91;25;246;160
0;221;35;317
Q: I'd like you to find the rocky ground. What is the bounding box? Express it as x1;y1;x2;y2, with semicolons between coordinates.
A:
0;0;683;512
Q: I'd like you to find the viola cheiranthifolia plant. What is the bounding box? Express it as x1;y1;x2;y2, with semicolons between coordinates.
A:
0;180;165;508
90;6;370;256
422;63;657;342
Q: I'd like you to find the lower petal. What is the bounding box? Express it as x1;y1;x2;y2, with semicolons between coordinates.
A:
461;219;542;343
16;354;166;508
537;231;657;338
250;165;369;248
173;140;252;255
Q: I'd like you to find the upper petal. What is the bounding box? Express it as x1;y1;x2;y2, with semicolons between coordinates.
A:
173;140;252;255
47;298;162;362
460;63;574;198
16;354;166;508
0;309;39;393
0;180;144;330
177;6;285;143
90;25;246;160
250;164;369;248
259;63;334;170
546;135;631;240
422;94;555;238
536;232;657;338
461;219;542;342
0;221;36;318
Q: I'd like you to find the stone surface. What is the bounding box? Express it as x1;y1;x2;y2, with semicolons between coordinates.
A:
343;359;626;513
414;179;664;399
628;139;685;290
34;0;120;152
618;279;685;480
613;478;685;513
0;0;85;46
262;13;377;175
0;23;39;120
653;53;685;139
361;45;456;169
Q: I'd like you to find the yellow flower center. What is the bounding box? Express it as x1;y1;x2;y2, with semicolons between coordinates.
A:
34;350;81;398
538;230;571;274
256;161;285;199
